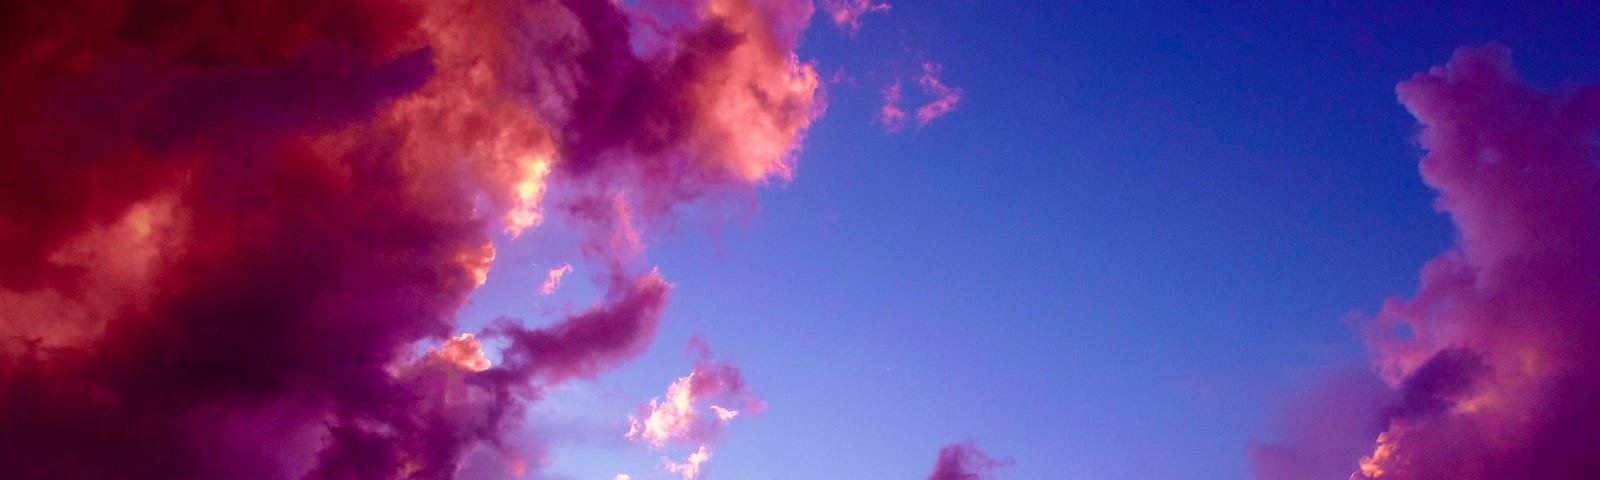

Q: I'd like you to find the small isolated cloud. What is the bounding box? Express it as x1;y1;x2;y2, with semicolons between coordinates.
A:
540;263;573;295
880;62;963;133
880;81;908;132
626;340;760;480
626;339;764;447
926;442;1009;480
821;0;890;36
915;62;963;126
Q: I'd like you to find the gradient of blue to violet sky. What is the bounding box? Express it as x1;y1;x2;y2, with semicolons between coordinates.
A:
457;1;1600;479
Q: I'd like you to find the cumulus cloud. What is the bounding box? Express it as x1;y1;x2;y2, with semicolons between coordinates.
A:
1261;45;1600;480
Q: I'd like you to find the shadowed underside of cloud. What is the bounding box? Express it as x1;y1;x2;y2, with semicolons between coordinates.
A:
1256;44;1600;480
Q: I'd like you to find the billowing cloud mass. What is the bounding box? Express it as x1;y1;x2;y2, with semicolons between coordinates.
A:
820;0;889;35
926;442;1008;480
1257;45;1600;480
0;0;820;478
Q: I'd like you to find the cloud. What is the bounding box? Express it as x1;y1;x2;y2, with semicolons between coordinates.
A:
926;442;1009;480
881;81;908;132
664;445;713;480
622;339;760;479
914;62;963;126
1265;45;1600;480
431;333;494;372
626;340;763;447
879;62;963;133
0;0;822;478
541;263;574;295
820;0;890;36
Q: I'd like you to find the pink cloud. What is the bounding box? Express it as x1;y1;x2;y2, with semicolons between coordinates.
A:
0;0;821;478
879;62;963;133
820;0;890;36
880;81;908;132
663;445;713;480
627;339;764;447
915;62;964;126
540;263;573;295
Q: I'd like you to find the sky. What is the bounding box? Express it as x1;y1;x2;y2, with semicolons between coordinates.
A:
4;1;1600;480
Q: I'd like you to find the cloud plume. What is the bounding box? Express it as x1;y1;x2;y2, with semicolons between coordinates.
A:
820;0;890;36
926;442;1008;480
1258;45;1600;480
0;0;820;479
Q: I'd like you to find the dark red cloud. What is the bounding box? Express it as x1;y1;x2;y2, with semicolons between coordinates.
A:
0;0;820;479
926;442;1008;480
1260;45;1600;480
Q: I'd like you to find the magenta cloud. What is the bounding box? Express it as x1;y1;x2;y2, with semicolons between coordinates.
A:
1258;44;1600;480
926;442;1009;480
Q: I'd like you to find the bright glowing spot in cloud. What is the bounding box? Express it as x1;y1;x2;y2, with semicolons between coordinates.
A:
506;155;554;236
430;332;492;372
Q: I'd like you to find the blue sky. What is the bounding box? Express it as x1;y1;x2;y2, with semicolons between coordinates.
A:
461;1;1600;478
